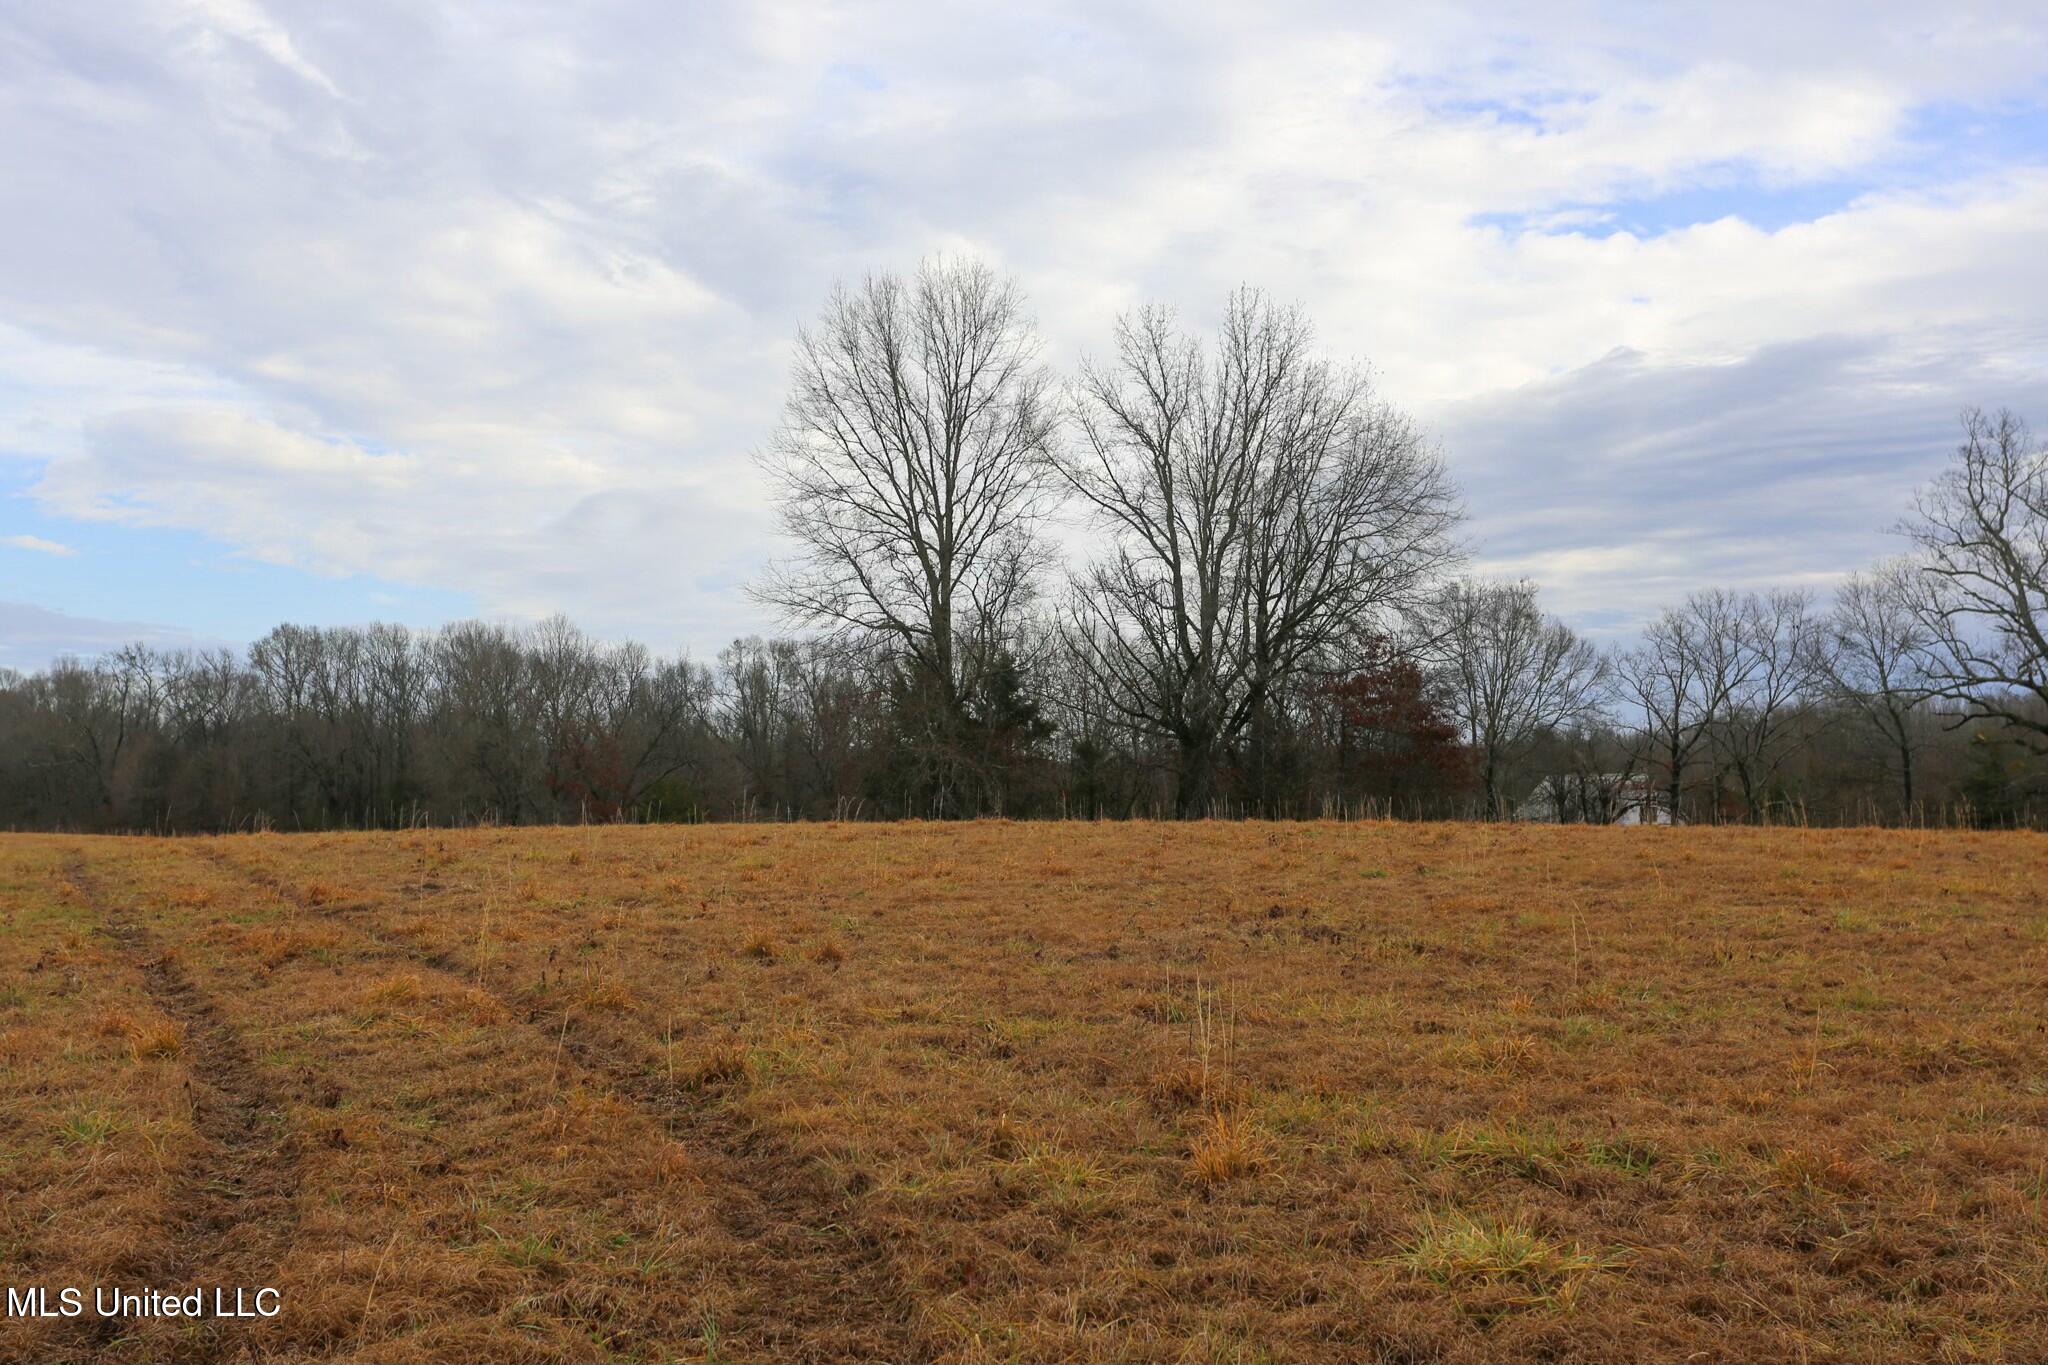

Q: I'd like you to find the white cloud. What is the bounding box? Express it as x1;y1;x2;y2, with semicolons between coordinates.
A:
173;0;341;96
1436;330;2038;634
3;534;75;556
0;1;2044;658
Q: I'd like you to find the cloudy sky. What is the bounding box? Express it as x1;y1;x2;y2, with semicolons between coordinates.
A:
3;2;2046;669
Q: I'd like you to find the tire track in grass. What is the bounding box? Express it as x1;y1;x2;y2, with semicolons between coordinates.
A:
64;853;301;1364
169;841;715;1361
192;840;921;1363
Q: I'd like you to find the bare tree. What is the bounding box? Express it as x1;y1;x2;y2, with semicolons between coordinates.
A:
248;624;352;822
1051;290;1460;816
1618;589;1829;823
1527;726;1642;824
1431;579;1608;817
585;641;714;818
1825;561;1937;815
1898;407;2047;750
1615;603;1718;822
719;636;801;815
780;638;883;816
159;647;254;749
756;258;1056;811
526;614;603;816
1707;588;1831;822
360;623;428;816
525;616;710;819
29;649;158;818
430;621;540;822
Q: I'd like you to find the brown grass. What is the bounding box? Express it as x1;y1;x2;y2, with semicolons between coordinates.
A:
1390;1209;1618;1309
1186;1108;1267;1185
125;1017;187;1060
3;821;2046;1361
680;1035;754;1090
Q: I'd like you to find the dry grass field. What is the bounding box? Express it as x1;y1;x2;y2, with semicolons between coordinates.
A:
2;822;2045;1363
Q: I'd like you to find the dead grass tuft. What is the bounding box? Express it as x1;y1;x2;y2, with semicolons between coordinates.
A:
681;1036;752;1089
127;1017;186;1060
576;978;636;1013
452;986;508;1026
1455;1032;1545;1073
93;1007;184;1059
1187;1109;1267;1185
1151;973;1242;1114
253;925;344;968
1390;1209;1618;1304
1772;1145;1870;1196
1151;1060;1210;1109
987;1111;1025;1160
363;973;424;1007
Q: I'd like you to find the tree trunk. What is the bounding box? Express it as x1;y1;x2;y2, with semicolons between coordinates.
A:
1897;728;1915;819
1176;734;1217;820
1664;737;1683;826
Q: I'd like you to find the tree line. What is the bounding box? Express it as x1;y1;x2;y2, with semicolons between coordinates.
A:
3;263;2043;830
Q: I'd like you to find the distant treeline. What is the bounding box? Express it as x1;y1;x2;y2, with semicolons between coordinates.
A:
5;262;2043;831
0;610;2039;832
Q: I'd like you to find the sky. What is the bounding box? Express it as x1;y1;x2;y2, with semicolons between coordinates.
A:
2;1;2046;669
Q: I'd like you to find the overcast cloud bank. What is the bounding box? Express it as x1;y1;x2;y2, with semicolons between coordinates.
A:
2;2;2045;667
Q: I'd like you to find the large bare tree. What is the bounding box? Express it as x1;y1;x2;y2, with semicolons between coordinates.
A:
429;621;541;822
1618;589;1830;823
1431;578;1608;817
1051;290;1460;816
1898;407;2047;750
1825;561;1937;815
756;258;1056;810
1615;600;1718;822
1706;588;1831;822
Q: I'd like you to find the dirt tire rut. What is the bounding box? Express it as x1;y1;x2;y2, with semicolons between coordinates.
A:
193;841;921;1363
65;855;300;1363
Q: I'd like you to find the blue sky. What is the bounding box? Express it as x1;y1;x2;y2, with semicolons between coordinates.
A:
1470;100;2048;239
3;1;2046;667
